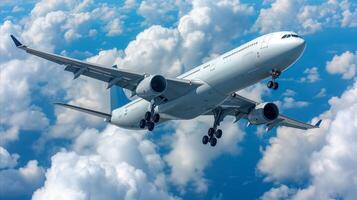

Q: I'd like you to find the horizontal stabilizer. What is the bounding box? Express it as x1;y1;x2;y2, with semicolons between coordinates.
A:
55;103;111;121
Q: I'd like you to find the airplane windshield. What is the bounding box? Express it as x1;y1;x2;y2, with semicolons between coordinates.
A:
281;34;300;39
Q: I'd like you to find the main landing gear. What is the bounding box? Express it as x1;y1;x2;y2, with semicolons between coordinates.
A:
267;69;281;90
139;101;160;131
202;107;225;147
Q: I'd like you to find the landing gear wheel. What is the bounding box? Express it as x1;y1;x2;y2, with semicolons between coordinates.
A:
139;119;146;129
152;113;160;123
267;81;274;89
209;137;217;147
273;82;279;90
145;112;151;121
208;128;215;137
215;129;222;138
202;135;209;145
147;122;155;131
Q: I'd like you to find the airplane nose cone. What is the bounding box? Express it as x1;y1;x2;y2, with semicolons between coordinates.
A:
288;38;306;60
294;38;306;55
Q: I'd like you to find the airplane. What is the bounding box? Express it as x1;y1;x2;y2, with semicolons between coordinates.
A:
10;31;321;147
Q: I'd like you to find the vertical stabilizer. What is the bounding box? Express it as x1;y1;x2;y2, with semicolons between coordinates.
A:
110;65;130;111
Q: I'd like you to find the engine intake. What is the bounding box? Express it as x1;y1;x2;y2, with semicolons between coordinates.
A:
247;102;279;125
135;75;167;99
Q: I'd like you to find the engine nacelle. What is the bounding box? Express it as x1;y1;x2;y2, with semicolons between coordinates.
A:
135;75;167;99
247;102;279;125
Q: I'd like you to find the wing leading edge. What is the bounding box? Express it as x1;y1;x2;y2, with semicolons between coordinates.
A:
10;35;201;102
220;93;321;131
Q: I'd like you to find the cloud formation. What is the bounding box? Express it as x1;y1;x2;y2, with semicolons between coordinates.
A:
32;126;177;200
254;0;357;35
259;78;357;199
0;157;45;197
326;51;357;79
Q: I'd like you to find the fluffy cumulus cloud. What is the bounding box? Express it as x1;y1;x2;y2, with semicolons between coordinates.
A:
116;0;254;77
137;0;179;25
30;0;124;41
259;78;357;199
0;151;45;198
0;146;19;169
260;185;296;200
300;67;320;83
326;51;357;79
32;126;177;200
254;0;357;35
164;117;245;193
275;97;309;110
0;0;129;145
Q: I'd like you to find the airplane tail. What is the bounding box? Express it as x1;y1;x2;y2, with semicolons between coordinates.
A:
110;65;130;111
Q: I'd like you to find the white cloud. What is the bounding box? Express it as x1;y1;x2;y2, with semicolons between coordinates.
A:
282;89;296;97
105;18;123;36
275;97;309;110
33;126;177;200
29;0;124;42
259;79;357;199
300;67;320;83
164;116;245;193
0;147;19;169
253;0;357;35
260;185;295;200
138;0;178;25
0;0;126;145
237;83;270;102
0;160;45;197
12;5;24;13
117;0;254;77
326;51;357;79
315;88;327;98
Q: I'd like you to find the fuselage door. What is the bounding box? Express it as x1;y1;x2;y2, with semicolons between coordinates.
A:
260;35;271;49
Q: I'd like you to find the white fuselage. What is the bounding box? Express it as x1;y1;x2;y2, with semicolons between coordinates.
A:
110;31;306;129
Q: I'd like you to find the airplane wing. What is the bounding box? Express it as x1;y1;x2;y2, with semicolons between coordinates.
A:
218;92;321;131
10;35;200;102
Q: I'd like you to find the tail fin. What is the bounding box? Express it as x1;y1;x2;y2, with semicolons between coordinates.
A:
110;65;130;111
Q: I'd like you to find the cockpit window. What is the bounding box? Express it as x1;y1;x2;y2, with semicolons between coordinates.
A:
281;34;300;39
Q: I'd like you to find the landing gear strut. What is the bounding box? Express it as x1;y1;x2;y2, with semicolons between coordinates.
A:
202;107;225;147
267;69;281;90
139;101;161;131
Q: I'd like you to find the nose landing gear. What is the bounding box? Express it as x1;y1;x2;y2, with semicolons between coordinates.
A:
267;69;281;90
202;107;225;147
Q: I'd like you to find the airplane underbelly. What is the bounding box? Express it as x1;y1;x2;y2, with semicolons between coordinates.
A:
159;83;225;119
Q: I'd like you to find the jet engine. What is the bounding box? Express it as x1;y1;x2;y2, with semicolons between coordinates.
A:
135;75;167;99
247;102;279;125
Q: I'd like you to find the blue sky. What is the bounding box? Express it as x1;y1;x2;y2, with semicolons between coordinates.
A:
0;0;357;200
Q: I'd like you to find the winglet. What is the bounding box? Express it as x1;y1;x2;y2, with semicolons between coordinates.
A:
314;119;322;128
10;35;23;47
